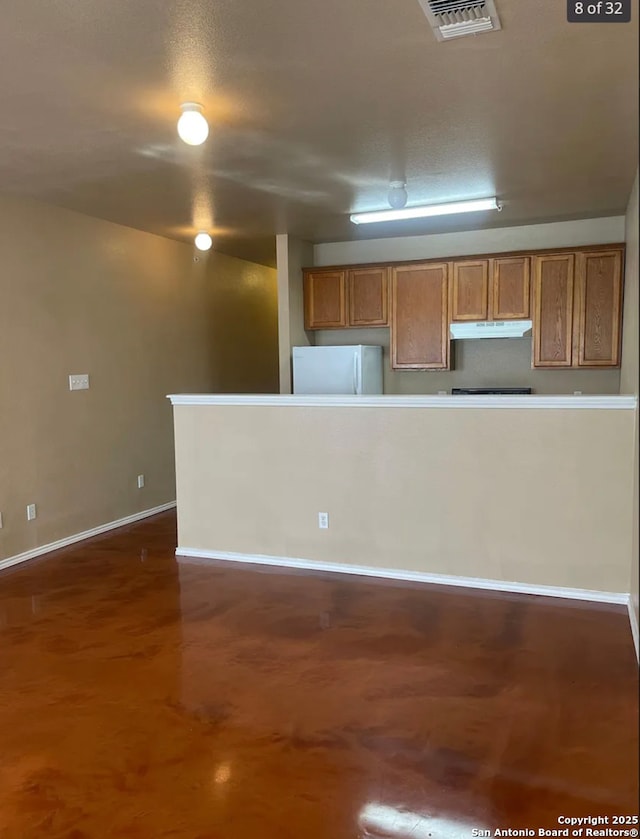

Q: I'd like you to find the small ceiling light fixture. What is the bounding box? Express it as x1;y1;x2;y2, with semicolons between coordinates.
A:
177;102;209;146
194;231;213;251
388;181;408;209
350;197;502;225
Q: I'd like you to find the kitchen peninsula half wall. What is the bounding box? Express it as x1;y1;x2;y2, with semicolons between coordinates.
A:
168;394;636;600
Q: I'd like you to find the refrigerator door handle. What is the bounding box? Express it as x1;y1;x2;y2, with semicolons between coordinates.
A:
355;352;362;394
352;353;358;394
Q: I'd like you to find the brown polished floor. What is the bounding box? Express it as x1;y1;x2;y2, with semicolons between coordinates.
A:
0;512;637;838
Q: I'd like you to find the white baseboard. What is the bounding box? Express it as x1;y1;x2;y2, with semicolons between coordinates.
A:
176;546;629;605
0;502;177;573
628;596;639;663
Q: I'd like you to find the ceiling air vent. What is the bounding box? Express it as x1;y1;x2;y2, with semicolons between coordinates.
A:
417;0;502;41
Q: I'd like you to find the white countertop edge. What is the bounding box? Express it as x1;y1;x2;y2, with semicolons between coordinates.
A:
167;394;637;410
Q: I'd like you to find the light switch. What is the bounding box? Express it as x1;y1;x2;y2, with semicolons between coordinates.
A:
69;374;90;391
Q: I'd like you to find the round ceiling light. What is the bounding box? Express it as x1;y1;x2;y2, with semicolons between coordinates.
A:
177;102;209;146
194;232;213;251
388;181;408;209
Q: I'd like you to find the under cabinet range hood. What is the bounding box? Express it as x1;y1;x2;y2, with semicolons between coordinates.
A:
449;320;532;340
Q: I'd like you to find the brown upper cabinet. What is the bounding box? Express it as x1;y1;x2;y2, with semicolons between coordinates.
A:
532;254;575;367
450;257;530;322
303;270;347;329
303;244;624;370
348;266;389;327
304;266;388;329
451;260;489;321
491;256;530;320
574;250;623;367
391;263;449;370
532;247;624;368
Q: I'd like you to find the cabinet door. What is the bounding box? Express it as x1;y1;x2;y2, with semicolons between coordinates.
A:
391;263;449;369
532;254;575;367
348;267;389;326
491;257;530;320
451;260;488;321
303;270;347;329
574;250;623;367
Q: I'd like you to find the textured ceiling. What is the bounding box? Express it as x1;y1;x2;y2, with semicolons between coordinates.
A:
0;0;637;267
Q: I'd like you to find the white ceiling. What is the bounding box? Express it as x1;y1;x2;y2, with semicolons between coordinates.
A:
0;0;637;266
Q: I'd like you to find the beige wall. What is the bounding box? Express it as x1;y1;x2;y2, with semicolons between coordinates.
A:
313;216;626;266
207;253;279;394
0;193;278;561
632;409;639;631
621;174;639;395
276;234;315;393
173;404;635;593
620;171;639;629
315;329;620;395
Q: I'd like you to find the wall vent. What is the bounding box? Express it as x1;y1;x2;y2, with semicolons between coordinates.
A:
417;0;502;41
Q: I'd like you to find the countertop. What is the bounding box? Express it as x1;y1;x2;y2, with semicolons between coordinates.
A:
167;394;637;409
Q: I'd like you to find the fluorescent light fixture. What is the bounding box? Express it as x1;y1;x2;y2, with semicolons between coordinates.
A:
350;197;501;225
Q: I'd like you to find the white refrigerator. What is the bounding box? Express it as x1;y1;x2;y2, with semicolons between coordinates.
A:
292;345;383;395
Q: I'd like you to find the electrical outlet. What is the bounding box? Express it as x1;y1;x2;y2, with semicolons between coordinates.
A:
318;512;329;529
26;504;37;521
69;374;90;391
137;474;145;489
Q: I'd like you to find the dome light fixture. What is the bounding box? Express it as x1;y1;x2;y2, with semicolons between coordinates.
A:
388;181;408;209
194;231;213;251
177;102;209;146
